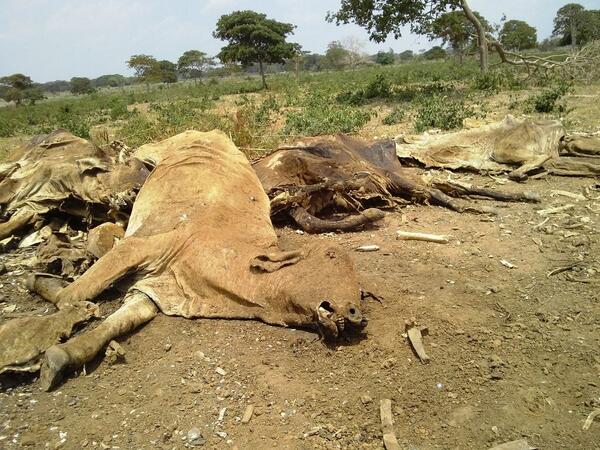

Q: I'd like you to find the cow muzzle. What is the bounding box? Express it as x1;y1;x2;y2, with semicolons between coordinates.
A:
316;300;368;339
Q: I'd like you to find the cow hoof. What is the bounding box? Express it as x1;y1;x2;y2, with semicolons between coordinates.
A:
40;346;70;391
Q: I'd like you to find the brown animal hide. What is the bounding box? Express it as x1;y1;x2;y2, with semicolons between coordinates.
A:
15;130;366;390
252;134;539;232
0;130;149;240
395;115;600;180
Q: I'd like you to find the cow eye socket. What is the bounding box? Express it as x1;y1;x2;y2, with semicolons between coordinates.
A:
319;301;335;314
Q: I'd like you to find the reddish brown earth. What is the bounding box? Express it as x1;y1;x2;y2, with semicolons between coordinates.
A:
1;171;599;449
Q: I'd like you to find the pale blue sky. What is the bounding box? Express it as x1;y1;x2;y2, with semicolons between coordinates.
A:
0;0;597;82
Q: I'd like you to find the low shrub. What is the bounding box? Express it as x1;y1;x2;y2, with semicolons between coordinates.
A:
382;106;405;125
524;82;572;114
285;95;370;136
414;95;475;132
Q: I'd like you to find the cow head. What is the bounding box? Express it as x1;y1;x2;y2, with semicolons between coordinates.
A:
252;242;367;339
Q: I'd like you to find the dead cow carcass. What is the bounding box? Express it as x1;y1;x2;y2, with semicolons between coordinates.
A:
395;115;600;180
21;130;366;390
0;130;148;241
252;134;539;233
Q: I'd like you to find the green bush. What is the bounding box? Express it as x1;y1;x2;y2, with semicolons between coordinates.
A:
524;82;572;113
337;73;392;105
472;70;521;93
414;95;475;132
382;106;405;125
284;95;370;136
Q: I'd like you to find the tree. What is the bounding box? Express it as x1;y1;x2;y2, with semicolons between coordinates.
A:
94;74;127;88
553;7;600;47
423;45;447;60
500;20;537;51
325;41;350;70
127;54;160;91
0;74;34;105
342;36;368;69
24;86;46;105
428;10;490;63
327;0;491;72
70;77;95;95
177;50;214;85
577;10;600;45
375;49;395;65
398;50;414;61
158;60;178;83
41;80;71;93
553;3;585;48
213;10;300;89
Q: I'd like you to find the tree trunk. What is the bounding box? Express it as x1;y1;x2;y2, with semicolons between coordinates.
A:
460;0;488;72
570;18;577;49
258;60;267;89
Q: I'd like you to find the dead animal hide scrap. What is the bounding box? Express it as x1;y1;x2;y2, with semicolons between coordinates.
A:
395;115;600;180
252;134;540;232
0;130;148;241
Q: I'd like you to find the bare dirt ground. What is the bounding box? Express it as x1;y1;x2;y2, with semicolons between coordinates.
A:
1;167;599;449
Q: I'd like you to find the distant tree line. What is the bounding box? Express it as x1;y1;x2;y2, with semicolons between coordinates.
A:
1;2;598;104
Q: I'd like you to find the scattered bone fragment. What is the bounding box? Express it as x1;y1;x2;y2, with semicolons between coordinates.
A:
396;230;450;244
379;399;401;450
583;407;600;430
537;204;575;216
405;318;430;364
500;259;516;269
488;439;536;450
550;190;586;201
241;405;254;424
355;245;380;252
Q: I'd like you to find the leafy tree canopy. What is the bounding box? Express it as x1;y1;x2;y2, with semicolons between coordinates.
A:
375;50;395;65
325;40;350;69
428;10;489;54
70;77;95;95
327;0;460;42
327;0;491;71
422;45;447;60
0;74;41;105
213;10;299;88
553;4;600;46
177;50;214;82
500;19;537;51
127;54;160;86
158;60;178;83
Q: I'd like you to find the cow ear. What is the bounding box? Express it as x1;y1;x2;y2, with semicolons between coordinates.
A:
250;250;304;273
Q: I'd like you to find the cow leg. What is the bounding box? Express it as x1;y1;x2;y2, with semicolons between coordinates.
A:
0;210;36;240
40;290;157;391
56;236;152;306
431;180;541;203
507;155;552;181
547;158;600;177
290;207;385;233
25;274;68;307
